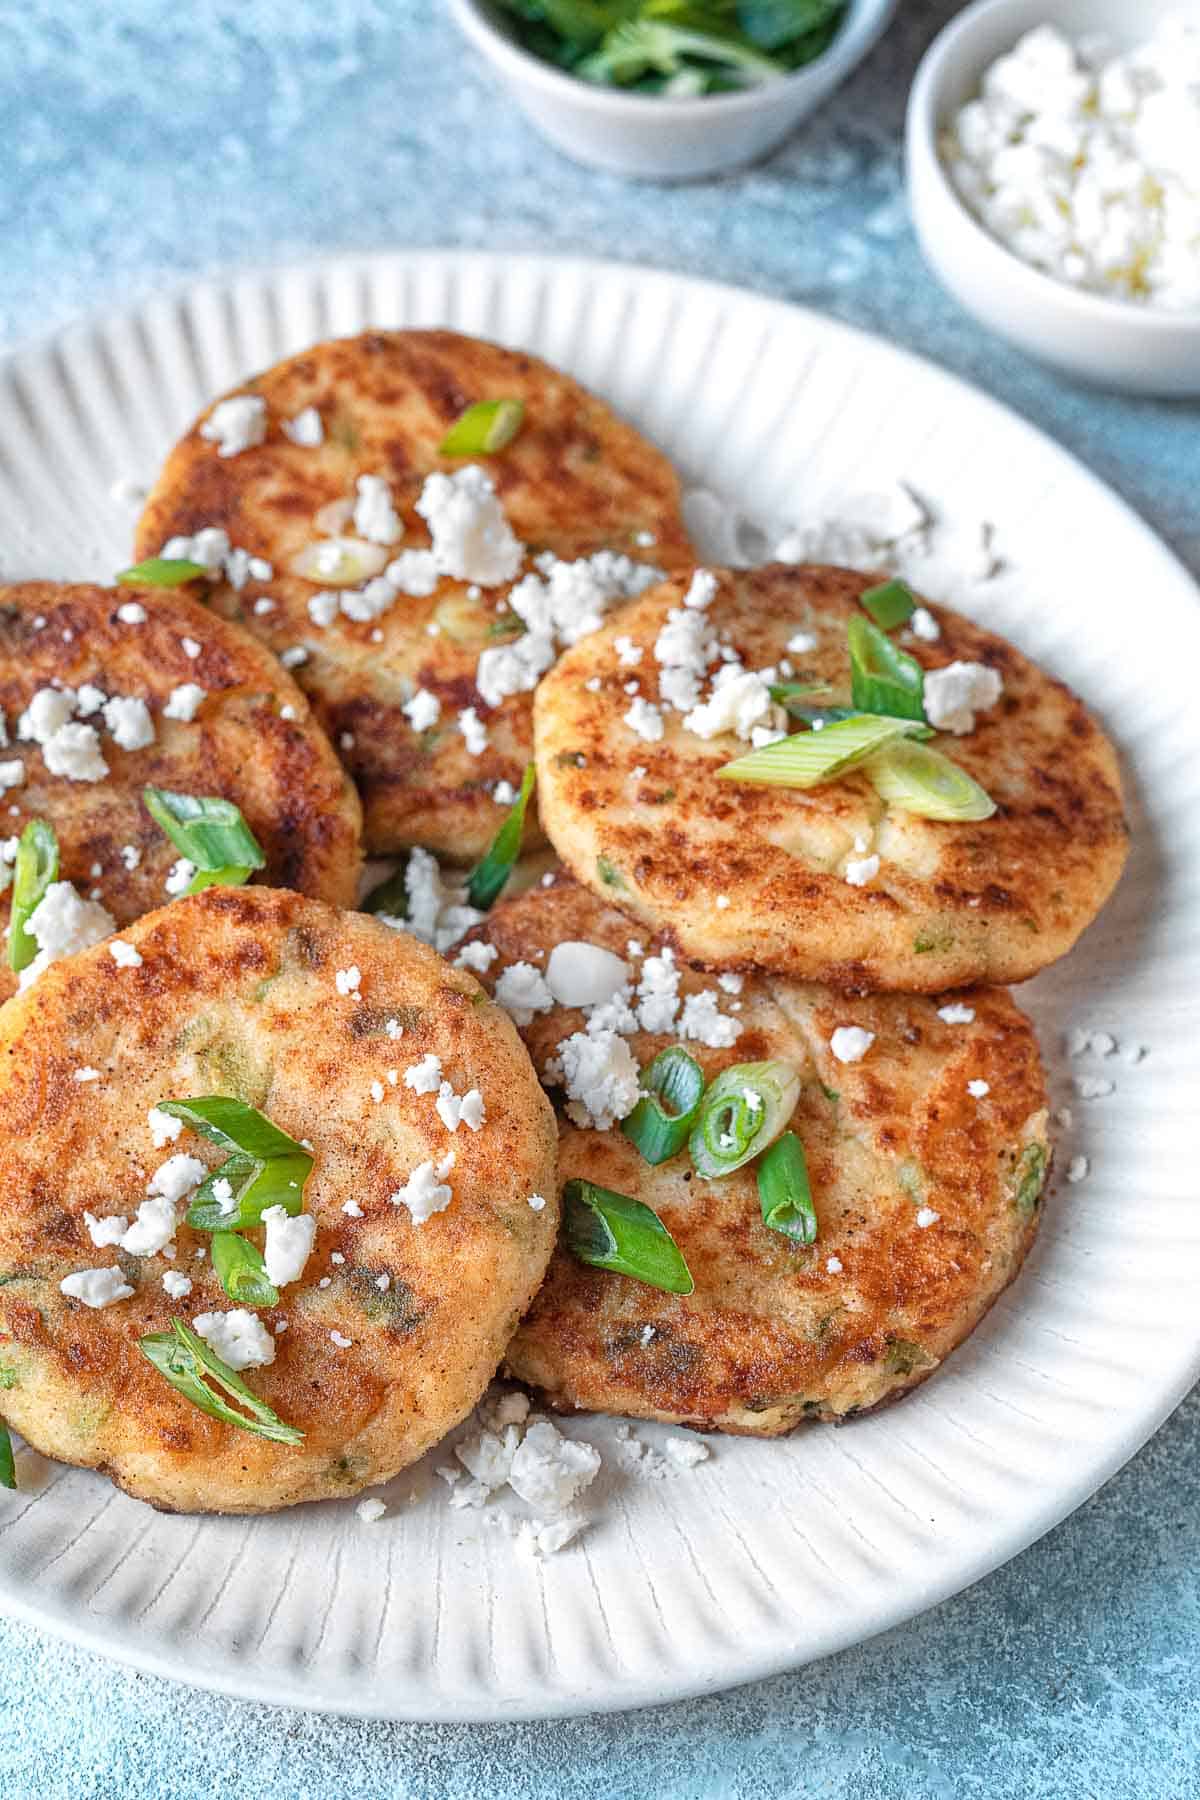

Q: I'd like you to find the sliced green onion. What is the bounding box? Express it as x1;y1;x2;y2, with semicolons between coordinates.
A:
859;578;916;630
439;399;525;458
621;1045;706;1165
0;1422;14;1491
865;739;997;822
116;557;209;587
848;616;926;723
361;860;409;918
138;1318;303;1446
157;1097;313;1232
690;1060;801;1179
757;1131;817;1245
768;680;831;708
143;788;266;878
563;1179;694;1296
466;762;536;911
718;714;925;790
211;1232;279;1308
8;819;58;973
184;864;256;895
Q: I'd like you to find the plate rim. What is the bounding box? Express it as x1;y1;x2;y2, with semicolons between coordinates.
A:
1;245;1198;1722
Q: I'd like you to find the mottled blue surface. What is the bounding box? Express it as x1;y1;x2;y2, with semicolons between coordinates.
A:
0;3;1198;1795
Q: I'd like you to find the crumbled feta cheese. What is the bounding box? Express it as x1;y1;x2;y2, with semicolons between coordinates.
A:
684;662;781;743
415;465;523;587
494;961;555;1027
108;940;142;969
147;1153;207;1206
545;941;631;1010
678;991;742;1049
528;1193;547;1212
1066;1154;1089;1184
335;965;362;997
42;721;108;782
636;947;681;1034
402;688;440;732
615;634;643;667
181;636;202;659
164;857;196;896
60;1267;134;1308
683;569;718;610
148;1105;183;1148
73;1066;102;1083
554;1029;641;1130
0;759;24;793
200;394;268;458
120;1194;179;1257
435;1082;486;1133
458;707;488;756
1075;1074;1116;1099
826;1255;844;1274
342;1199;364;1218
475;632;555;708
281;405;324;447
654;602;717;713
18;882;115;989
909;606;941;642
508;1419;602;1515
162;1270;193;1299
454;939;498;974
356;1496;387;1523
353;473;403;546
74;684;106;716
163;683;206;722
937;1002;976;1024
786;628;819;654
830;1025;875;1064
845;854;880;887
261;1206;316;1287
403;1052;443;1095
192;1308;276;1369
715;894;731;910
18;687;77;744
923;661;1004;735
623;695;664;742
83;1211;128;1248
390;1151;456;1225
210;1177;235;1215
915;1207;940;1229
967;1079;990;1098
384;549;440;597
279;646;308;669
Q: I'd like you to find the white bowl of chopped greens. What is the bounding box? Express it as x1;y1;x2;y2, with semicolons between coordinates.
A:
450;0;898;180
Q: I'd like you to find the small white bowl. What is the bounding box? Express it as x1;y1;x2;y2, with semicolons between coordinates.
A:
449;0;898;182
906;0;1200;397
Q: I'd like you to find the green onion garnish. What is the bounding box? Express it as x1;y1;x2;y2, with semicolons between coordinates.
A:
439;399;525;458
859;578;916;630
757;1131;817;1244
155;1097;313;1232
143;787;266;888
563;1179;694;1296
211;1232;279;1309
0;1422;15;1491
361;859;409;918
865;738;997;822
848;616;926;723
116;557;209;587
718;714;926;790
181;865;257;895
466;762;536;911
138;1318;303;1446
689;1060;801;1179
620;1045;706;1165
8;818;58;973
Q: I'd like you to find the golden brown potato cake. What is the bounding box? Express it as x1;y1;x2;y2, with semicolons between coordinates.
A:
134;329;692;861
533;562;1128;992
0;580;362;1001
0;887;558;1513
463;879;1050;1435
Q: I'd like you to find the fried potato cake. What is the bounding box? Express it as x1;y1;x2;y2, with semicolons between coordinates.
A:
532;563;1128;992
0;886;558;1513
0;581;361;1001
134;329;692;861
463;879;1050;1435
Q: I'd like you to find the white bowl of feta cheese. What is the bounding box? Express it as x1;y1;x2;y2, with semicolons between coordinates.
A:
906;0;1200;394
451;0;898;182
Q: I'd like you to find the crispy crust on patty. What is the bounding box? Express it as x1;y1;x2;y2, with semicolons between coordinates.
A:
532;562;1128;991
464;880;1050;1435
0;887;558;1512
135;329;693;860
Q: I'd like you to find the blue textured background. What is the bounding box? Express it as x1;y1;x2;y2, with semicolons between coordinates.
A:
1;4;1197;1795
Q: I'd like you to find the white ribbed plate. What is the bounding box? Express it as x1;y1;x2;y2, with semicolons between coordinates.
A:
1;252;1197;1722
